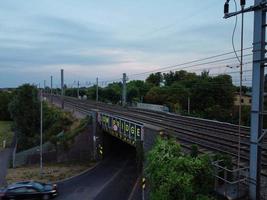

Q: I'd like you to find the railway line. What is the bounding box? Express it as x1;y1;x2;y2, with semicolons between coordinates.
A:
48;95;267;176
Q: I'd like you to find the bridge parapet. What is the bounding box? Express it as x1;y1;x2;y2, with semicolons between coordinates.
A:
97;112;144;147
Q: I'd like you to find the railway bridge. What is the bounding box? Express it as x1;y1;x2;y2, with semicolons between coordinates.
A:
45;94;267;199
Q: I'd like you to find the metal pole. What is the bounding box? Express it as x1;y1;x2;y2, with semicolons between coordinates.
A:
40;88;43;175
92;112;97;160
61;69;64;109
44;80;46;94
96;77;99;102
187;96;190;115
249;0;266;199
50;76;53;103
237;3;245;172
77;81;80;99
122;73;127;106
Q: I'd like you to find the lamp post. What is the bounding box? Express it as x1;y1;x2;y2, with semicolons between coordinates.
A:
40;87;43;176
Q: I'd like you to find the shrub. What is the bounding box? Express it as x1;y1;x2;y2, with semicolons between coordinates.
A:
145;137;214;200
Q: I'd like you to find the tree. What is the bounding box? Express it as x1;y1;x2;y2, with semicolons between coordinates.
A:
167;83;190;113
127;80;152;103
163;71;175;86
144;87;168;105
0;91;13;120
145;137;214;200
8;84;40;150
102;82;121;104
146;72;163;86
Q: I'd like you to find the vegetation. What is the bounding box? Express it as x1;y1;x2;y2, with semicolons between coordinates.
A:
145;137;215;200
7;161;95;183
54;116;91;150
7;84;83;151
0;91;13;120
8;84;40;150
0;121;14;149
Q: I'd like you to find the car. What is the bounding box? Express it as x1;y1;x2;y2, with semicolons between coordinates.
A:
0;181;58;200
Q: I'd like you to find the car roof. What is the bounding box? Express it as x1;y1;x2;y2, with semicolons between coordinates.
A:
7;181;45;190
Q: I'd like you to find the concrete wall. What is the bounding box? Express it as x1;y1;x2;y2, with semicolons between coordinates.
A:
142;124;164;200
143;124;164;154
14;125;94;166
136;103;169;112
57;125;94;162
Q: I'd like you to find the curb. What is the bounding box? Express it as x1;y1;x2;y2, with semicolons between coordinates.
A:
53;162;101;184
127;175;141;200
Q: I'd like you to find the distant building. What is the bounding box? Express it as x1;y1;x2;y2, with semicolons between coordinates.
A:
234;93;252;106
234;92;267;106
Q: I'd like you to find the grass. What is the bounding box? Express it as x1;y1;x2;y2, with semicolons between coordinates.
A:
0;121;13;149
6;161;96;184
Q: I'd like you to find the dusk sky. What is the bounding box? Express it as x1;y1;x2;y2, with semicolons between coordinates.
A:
0;0;255;88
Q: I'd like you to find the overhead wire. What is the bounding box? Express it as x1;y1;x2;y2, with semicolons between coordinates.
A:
129;47;253;77
232;0;242;64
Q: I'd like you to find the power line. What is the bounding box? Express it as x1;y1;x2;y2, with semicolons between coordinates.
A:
129;48;253;77
130;53;253;78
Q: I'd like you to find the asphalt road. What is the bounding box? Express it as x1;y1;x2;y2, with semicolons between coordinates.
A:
0;148;12;187
55;152;138;200
48;96;140;200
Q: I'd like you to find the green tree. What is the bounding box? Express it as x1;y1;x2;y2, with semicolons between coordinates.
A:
146;72;163;87
144;86;168;105
145;137;214;200
8;84;40;150
0;91;13;120
127;80;152;103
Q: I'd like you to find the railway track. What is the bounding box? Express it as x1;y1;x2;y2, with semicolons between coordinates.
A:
48;95;267;176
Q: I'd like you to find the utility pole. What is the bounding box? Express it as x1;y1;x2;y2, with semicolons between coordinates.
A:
249;1;266;199
61;69;64;109
77;81;80;99
224;1;266;199
40;87;43;175
187;96;190;115
44;80;46;94
96;77;99;102
50;76;53;103
122;73;127;107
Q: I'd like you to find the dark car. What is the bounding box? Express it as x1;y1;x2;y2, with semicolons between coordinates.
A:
0;181;58;200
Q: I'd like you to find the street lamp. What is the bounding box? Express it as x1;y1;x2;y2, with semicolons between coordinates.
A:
40;86;43;176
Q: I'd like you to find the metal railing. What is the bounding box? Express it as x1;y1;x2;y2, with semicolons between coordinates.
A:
213;160;249;199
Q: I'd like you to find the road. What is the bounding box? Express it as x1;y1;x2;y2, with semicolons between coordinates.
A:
0;131;16;187
0;148;12;186
55;150;139;200
47;96;141;200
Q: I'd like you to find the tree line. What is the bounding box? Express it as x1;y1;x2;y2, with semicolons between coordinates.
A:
64;70;246;124
0;70;261;150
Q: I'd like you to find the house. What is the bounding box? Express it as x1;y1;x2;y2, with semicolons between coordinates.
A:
234;93;252;106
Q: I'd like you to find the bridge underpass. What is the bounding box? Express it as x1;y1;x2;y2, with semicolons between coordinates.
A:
48;95;161;199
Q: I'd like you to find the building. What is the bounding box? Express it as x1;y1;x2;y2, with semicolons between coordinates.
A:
234;93;252;106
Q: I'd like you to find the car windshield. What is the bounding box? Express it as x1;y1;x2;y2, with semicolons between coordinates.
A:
32;182;44;191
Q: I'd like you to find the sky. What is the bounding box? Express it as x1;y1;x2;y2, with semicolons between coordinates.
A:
0;0;255;88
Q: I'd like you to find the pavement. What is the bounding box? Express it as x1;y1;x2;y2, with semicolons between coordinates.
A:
0;148;12;186
0;131;16;187
55;152;138;200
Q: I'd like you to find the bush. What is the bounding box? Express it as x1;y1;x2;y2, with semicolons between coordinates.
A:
191;144;199;158
145;137;214;200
